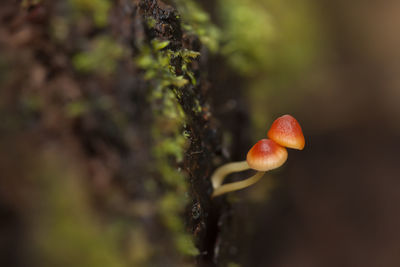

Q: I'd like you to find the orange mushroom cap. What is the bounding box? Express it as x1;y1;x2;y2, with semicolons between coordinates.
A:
267;115;305;150
246;139;288;171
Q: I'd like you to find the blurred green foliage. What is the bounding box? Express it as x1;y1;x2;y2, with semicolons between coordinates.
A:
65;100;89;118
69;0;111;27
218;0;323;135
151;93;200;257
149;79;199;259
173;0;220;52
218;0;321;76
73;36;125;75
32;151;126;267
219;0;275;75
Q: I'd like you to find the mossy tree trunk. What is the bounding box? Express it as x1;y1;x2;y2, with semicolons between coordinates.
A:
0;0;249;266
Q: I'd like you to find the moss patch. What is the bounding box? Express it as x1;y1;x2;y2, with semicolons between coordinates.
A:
173;0;220;52
73;36;125;75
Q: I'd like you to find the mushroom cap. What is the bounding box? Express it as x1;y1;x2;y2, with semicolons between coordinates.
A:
246;139;288;171
267;114;305;150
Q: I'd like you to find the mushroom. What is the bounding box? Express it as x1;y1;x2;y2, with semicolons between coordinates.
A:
211;115;305;198
211;139;287;198
267;114;305;150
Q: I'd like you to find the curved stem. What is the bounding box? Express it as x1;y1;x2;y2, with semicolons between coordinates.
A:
211;171;266;198
211;161;250;189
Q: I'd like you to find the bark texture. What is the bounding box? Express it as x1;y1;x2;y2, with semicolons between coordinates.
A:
0;0;248;266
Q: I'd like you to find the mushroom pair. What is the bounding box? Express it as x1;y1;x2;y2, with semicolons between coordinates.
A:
211;115;305;198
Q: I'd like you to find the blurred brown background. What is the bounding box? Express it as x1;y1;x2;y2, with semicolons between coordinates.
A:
226;0;400;266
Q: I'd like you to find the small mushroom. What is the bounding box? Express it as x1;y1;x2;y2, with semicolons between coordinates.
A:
211;139;287;198
210;114;305;198
267;114;305;150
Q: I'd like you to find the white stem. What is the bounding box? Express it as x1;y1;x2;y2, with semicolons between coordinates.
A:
210;161;250;189
211;171;265;198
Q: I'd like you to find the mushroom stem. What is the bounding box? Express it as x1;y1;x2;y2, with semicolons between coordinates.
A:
211;161;250;189
212;171;266;198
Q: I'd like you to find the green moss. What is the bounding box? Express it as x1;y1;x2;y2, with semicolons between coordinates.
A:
138;40;199;257
136;40;199;90
149;85;199;257
192;98;202;114
151;90;186;190
173;0;220;52
178;49;200;85
174;234;199;256
146;17;157;29
154;136;185;163
159;193;186;232
158;191;199;257
73;36;125;75
152;117;199;256
135;3;212;259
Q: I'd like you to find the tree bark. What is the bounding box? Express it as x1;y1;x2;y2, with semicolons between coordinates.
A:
0;0;249;266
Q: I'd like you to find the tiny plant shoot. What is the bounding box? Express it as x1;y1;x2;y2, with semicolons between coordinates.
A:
211;115;305;198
